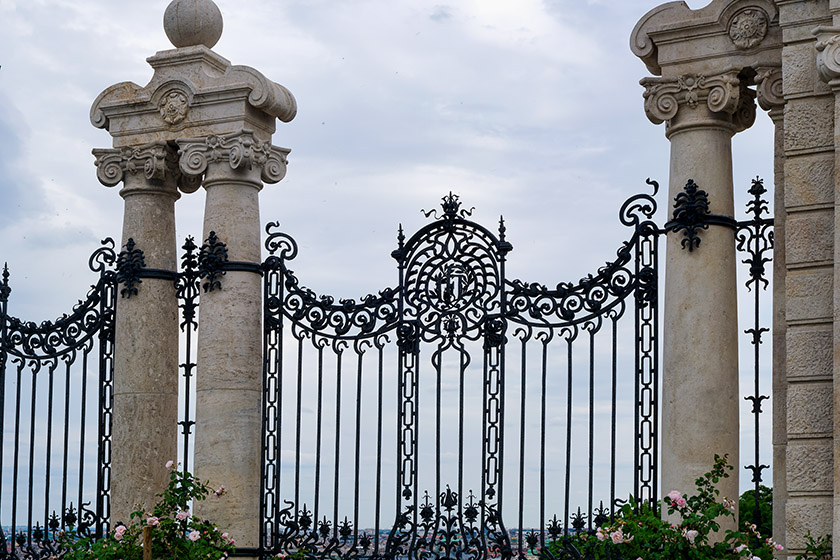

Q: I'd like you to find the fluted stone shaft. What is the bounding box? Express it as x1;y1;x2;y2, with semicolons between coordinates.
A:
94;144;181;525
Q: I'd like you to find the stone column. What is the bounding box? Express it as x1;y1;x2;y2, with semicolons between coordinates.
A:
178;131;289;552
92;143;181;524
642;72;754;526
90;0;296;538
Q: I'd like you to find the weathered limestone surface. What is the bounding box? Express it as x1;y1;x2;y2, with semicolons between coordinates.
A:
91;0;295;552
179;131;288;551
631;0;782;534
92;144;181;524
777;0;834;555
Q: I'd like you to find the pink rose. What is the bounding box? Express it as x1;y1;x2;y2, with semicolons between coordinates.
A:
610;530;624;544
146;516;159;526
166;460;175;469
775;544;783;551
595;528;606;542
667;490;682;501
176;510;190;521
188;530;200;542
684;529;698;544
114;525;126;541
676;497;687;508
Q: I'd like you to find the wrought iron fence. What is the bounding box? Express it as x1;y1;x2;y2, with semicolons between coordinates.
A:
259;184;661;560
0;176;774;560
0;240;116;559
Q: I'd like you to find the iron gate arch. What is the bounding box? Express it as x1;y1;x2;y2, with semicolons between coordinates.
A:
259;185;661;559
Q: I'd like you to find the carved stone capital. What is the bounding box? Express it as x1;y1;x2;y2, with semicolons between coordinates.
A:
93;143;179;187
641;71;750;129
755;66;784;114
177;130;290;185
815;27;840;86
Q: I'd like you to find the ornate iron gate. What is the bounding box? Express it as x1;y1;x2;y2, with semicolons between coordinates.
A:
0;240;116;558
259;185;662;559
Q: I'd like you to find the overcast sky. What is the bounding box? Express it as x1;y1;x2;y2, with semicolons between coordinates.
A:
0;0;775;516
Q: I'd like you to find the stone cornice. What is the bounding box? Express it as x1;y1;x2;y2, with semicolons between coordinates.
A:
91;45;296;148
815;26;840;86
631;0;781;77
177;130;290;185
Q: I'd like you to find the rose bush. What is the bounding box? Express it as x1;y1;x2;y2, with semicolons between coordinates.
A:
60;462;234;560
546;455;781;560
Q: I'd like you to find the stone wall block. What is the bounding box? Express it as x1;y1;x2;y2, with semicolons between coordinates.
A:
786;326;833;379
785;209;834;264
784;97;835;152
784;155;835;208
785;269;833;322
786;439;834;492
786;498;833;550
787;381;834;435
782;42;818;96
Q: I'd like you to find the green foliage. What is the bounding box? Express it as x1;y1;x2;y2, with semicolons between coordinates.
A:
794;531;832;560
60;464;235;560
739;485;772;538
545;455;781;560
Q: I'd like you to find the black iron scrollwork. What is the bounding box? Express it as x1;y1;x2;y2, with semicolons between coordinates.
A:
198;231;229;292
667;179;710;251
736;177;774;531
3;239;117;360
115;238;146;298
263;223;400;339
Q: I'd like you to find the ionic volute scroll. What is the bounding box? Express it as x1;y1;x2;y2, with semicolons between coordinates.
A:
641;70;748;129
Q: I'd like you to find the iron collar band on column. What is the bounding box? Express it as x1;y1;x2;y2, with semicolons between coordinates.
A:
219;261;263;275
663;179;737;252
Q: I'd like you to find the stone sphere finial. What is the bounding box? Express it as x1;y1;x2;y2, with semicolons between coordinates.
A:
164;0;224;49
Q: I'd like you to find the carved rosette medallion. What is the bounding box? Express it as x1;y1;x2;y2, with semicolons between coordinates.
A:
177;130;291;184
728;9;768;50
93;143;179;187
158;90;190;125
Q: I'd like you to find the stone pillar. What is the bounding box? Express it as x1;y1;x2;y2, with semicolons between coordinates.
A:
816;16;840;555
631;0;782;532
642;72;754;526
772;0;835;554
90;0;296;538
178;131;289;553
92;144;181;524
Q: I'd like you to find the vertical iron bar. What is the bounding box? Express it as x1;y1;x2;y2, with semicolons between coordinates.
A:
517;338;526;558
353;346;364;545
563;338;573;532
11;360;22;555
314;341;324;526
374;341;384;555
77;351;90;519
44;361;57;538
295;336;304;513
0;266;7;543
610;316;618;519
26;363;39;546
587;328;595;532
539;336;547;550
435;351;442;511
458;349;465;521
61;359;71;527
333;346;343;538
